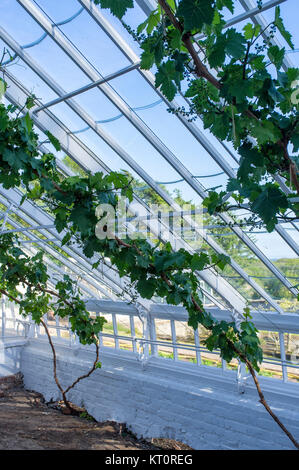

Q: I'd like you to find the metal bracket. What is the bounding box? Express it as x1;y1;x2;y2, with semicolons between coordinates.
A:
231;308;251;394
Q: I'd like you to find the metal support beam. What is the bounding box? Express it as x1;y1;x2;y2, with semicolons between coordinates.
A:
0;203;13;231
33;62;139;114
2;224;55;234
0;191;124;301
0;208;112;301
135;0;157;16
195;0;287;39
226;0;287;28
239;0;293;70
83;299;299;335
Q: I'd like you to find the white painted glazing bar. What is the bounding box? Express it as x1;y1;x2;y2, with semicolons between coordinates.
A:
194;329;201;366
112;313;119;349
130;315;137;353
1;297;5;337
149;317;158;357
33;62;140;114
279;332;288;382
170;320;178;361
55;316;61;338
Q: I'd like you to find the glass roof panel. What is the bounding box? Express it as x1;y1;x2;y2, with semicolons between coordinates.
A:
110;70;232;186
94;0;147;56
0;0;43;44
0;55;57;103
33;0;132;75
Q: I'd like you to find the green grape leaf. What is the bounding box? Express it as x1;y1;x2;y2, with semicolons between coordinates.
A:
155;61;179;101
250;120;282;145
208;37;226;68
202;190;226;214
136;278;157;299
208;29;246;68
140;33;165;70
268;45;285;70
137;10;160;35
94;0;133;19
45;131;61;152
243;23;260;40
177;0;215;31
140;50;155;70
275;6;294;50
3;149;28;171
168;29;182;50
237;144;265;182
23;113;33;135
216;0;234;13
211;253;230;270
173;50;189;73
203;111;230;140
291;133;299;152
251;185;289;231
191;252;210;271
69;206;94;234
25;95;37;110
225;29;247;59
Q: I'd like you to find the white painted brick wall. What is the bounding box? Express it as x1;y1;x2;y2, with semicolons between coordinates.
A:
20;338;299;450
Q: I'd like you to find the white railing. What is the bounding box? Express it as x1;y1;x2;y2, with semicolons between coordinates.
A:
1;297;299;387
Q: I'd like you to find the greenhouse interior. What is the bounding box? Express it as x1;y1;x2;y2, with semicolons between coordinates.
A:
0;0;299;452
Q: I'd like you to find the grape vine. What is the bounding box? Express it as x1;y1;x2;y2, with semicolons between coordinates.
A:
95;0;299;231
0;0;298;448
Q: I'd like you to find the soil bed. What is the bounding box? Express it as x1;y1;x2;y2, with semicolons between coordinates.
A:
0;382;191;450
